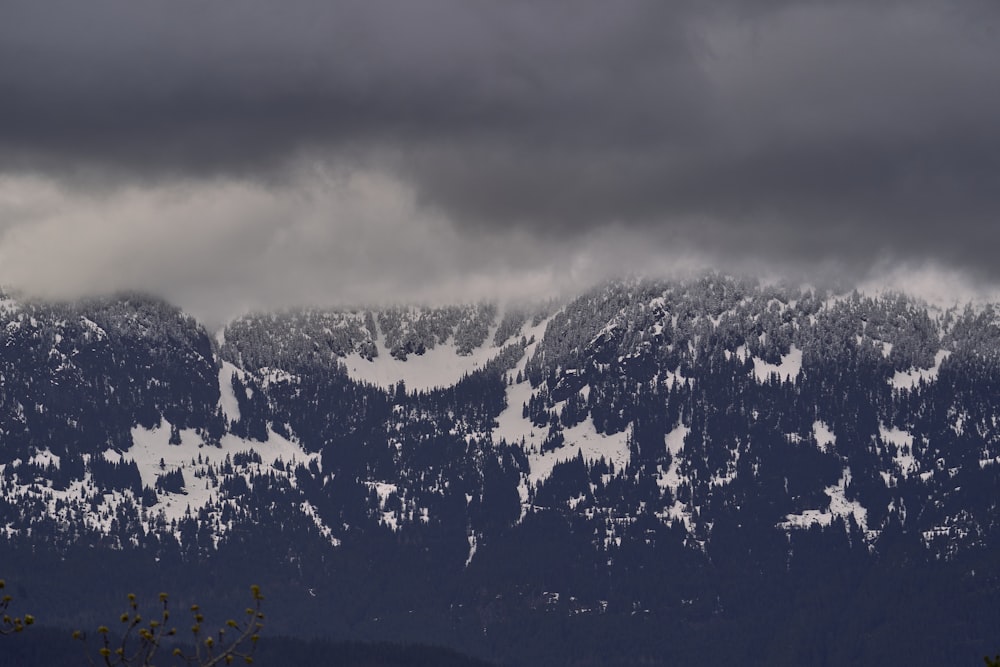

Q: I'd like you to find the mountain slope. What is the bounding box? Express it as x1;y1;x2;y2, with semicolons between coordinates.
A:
1;277;999;666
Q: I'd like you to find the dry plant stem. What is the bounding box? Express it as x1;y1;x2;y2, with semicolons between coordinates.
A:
76;586;263;667
0;579;35;635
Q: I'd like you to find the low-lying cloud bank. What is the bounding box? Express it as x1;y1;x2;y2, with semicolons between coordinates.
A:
0;171;995;329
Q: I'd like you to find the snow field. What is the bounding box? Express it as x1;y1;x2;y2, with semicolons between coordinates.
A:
342;312;505;391
751;346;803;384
890;350;950;390
778;467;868;534
104;421;320;525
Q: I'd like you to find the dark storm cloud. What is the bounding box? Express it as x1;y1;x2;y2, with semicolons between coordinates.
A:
1;0;698;171
3;0;1000;281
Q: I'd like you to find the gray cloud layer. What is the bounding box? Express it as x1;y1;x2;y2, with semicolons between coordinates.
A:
2;0;999;313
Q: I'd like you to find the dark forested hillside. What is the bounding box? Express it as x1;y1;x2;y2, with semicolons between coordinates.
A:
1;276;998;666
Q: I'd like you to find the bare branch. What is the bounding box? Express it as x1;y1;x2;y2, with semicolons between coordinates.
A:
75;586;264;667
0;579;35;636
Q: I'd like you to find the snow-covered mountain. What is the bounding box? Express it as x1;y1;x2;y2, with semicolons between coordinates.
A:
1;276;999;666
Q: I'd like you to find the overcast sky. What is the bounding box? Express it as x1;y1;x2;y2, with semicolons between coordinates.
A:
2;0;998;324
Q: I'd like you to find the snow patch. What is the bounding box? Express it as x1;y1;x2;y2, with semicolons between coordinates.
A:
751;346;802;383
655;425;695;531
778;468;868;533
79;316;108;341
528;421;631;487
218;361;243;424
656;425;690;490
28;449;61;469
300;500;342;547
465;532;478;567
663;366;691;389
366;481;398;505
880;425;917;479
980;456;1000;469
117;421;320;523
492;316;555;454
494;376;542;450
890;350;950;390
344;321;504;392
812;421;836;452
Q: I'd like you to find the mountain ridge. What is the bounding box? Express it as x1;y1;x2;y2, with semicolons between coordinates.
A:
1;275;998;665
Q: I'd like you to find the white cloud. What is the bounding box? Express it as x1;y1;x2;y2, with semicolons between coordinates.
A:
0;169;681;326
1;166;996;328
